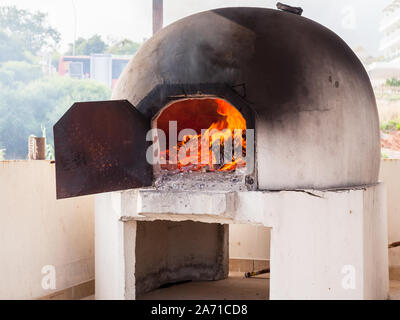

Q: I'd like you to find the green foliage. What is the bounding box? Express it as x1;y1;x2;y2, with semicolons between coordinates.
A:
107;39;141;55
0;6;60;54
0;31;26;62
67;35;108;56
381;118;400;132
0;76;111;159
386;78;400;87
0;6;112;160
66;36;141;56
51;51;61;70
0;147;5;160
0;61;42;85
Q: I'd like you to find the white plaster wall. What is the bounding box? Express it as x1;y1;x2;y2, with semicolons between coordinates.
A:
229;225;270;261
0;161;94;299
380;159;400;280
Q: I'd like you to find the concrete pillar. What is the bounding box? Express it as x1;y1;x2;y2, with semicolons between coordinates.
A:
95;192;133;299
269;184;389;300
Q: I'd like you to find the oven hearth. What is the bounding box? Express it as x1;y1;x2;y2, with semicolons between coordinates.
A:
154;170;249;192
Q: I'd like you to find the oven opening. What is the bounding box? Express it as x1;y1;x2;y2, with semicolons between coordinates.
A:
152;97;247;177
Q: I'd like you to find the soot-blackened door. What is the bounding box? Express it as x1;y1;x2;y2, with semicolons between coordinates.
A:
54;100;152;199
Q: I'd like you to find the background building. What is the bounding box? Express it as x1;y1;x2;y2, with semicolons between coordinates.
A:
381;0;400;62
367;0;400;85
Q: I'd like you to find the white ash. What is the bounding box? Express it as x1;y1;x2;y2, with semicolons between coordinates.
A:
154;170;248;192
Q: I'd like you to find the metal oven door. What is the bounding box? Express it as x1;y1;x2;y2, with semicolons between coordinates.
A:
54;100;152;199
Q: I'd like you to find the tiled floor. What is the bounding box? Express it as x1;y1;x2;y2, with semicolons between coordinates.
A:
138;273;269;300
137;274;400;300
86;275;400;300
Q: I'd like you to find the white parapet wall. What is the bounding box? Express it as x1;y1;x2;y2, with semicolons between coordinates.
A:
0;160;94;300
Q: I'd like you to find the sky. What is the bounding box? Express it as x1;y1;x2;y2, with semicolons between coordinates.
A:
0;0;393;55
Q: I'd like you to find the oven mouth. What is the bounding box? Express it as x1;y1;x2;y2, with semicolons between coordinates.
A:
150;96;254;191
152;97;247;172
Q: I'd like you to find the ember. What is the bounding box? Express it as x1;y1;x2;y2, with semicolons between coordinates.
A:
155;98;246;172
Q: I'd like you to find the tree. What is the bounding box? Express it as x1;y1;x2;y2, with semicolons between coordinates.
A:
51;51;61;70
0;76;111;159
0;6;61;54
0;61;42;85
386;78;400;87
67;35;108;56
0;31;26;62
107;39;141;55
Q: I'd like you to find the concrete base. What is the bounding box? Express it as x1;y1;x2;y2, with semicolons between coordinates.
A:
95;184;388;300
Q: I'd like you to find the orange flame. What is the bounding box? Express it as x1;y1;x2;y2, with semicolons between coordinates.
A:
160;99;246;172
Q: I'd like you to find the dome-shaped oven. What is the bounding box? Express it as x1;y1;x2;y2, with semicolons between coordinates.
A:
113;7;380;191
54;7;380;199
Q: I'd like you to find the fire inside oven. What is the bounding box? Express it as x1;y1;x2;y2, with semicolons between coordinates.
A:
152;98;247;174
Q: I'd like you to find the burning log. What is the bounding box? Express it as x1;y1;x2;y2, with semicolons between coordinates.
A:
158;98;247;173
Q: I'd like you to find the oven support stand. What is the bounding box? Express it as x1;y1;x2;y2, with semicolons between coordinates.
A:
95;184;389;300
